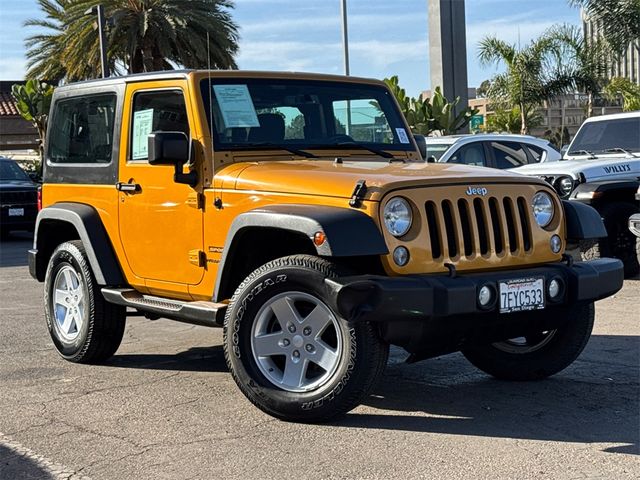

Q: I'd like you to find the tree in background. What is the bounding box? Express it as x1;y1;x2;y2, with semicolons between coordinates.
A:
478;35;573;134
604;77;640;111
383;77;477;135
476;79;492;98
485;106;542;134
547;24;609;117
11;80;55;176
25;0;239;83
569;0;640;54
543;126;571;149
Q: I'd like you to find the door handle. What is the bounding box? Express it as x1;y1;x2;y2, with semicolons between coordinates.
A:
116;182;140;193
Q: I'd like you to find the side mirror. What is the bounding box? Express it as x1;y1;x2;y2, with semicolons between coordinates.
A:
426;155;436;163
148;131;197;187
413;134;427;160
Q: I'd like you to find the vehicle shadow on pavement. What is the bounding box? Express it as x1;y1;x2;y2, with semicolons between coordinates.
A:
108;345;228;373
343;335;639;455
0;232;32;268
0;444;54;480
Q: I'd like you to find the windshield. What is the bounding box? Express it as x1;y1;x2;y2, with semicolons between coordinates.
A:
426;143;453;160
200;78;414;155
0;160;30;181
569;117;640;156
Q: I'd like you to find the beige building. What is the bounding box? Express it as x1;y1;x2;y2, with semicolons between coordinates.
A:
582;10;640;85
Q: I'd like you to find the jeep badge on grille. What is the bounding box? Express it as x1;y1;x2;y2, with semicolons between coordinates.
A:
466;186;488;196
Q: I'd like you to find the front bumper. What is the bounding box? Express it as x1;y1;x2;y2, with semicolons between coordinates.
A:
325;258;623;358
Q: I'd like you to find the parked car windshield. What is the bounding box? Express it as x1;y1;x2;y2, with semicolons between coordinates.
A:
426;143;453;160
200;78;414;154
568;117;640;156
0;160;30;182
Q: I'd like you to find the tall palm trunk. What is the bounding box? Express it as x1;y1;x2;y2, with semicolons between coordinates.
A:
586;91;593;117
520;102;528;135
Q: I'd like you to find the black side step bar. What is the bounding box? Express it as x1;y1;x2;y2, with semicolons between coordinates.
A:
102;288;227;327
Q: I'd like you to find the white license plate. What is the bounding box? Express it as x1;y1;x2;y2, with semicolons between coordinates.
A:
8;208;24;217
499;278;544;313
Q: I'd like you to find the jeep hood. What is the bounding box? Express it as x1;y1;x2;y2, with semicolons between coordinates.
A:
227;159;548;201
511;157;640;181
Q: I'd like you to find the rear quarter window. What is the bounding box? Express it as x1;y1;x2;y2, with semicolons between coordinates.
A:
48;94;117;164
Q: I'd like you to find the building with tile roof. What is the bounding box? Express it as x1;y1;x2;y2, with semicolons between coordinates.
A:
0;81;39;151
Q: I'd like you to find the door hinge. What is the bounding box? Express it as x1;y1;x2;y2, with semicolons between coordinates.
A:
186;192;205;209
188;249;207;267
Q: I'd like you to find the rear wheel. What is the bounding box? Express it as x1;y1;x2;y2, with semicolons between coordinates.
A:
462;303;594;380
44;240;126;363
223;254;388;422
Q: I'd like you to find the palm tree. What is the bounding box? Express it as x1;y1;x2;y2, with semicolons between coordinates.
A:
569;0;640;54
546;24;609;117
25;0;239;83
478;35;573;134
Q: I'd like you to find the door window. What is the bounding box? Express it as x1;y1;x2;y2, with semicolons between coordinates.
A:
524;144;545;163
490;141;529;168
48;94;117;164
448;143;487;166
130;90;190;161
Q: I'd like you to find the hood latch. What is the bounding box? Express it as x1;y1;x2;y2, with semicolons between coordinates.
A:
349;179;367;207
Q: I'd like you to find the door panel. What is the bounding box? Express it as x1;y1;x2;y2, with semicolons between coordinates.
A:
118;82;204;286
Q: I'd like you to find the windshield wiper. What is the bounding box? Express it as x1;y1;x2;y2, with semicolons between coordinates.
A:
603;148;639;158
567;149;597;159
336;142;395;159
234;143;317;158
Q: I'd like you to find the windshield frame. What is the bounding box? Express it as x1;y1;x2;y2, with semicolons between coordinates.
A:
199;77;416;156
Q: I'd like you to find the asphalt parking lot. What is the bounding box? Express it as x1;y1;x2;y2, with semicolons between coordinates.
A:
1;232;638;480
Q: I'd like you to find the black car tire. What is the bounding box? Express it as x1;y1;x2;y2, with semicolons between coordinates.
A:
44;240;126;363
462;302;594;381
223;254;388;423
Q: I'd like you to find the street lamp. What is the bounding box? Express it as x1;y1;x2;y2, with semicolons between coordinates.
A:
84;4;109;78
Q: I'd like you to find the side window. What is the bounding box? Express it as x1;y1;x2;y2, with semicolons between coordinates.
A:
524;144;545;163
130;90;190;161
490;141;529;168
448;143;487;166
48;94;117;164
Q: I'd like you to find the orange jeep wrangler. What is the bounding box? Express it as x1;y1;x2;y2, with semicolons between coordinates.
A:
29;71;623;422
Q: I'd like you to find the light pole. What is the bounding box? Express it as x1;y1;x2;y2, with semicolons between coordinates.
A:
85;4;109;78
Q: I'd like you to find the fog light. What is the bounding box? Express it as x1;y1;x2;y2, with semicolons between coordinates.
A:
393;246;410;266
478;285;493;307
550;234;562;253
548;278;561;299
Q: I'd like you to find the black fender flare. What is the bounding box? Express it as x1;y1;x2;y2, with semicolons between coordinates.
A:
30;202;125;285
213;204;388;302
562;200;607;241
570;179;639;203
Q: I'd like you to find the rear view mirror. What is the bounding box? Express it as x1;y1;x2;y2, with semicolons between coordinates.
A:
148;131;197;187
413;134;427;160
426;156;436;163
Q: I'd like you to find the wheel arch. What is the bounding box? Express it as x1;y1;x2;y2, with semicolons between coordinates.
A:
571;179;639;205
213;205;388;302
30;202;125;285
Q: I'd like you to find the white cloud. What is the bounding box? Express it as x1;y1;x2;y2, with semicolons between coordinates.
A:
0;57;28;81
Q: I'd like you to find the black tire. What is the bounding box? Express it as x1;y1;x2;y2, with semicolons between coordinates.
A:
44;240;126;363
599;202;639;277
223;254;388;423
462;302;595;381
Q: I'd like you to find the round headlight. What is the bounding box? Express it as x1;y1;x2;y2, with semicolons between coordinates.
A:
383;197;412;237
554;176;574;198
531;192;554;227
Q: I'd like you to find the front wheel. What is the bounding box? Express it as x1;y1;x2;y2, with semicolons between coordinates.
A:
462;303;595;380
223;255;388;422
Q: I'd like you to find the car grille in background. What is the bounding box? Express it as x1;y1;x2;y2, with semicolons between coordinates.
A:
0;190;37;206
424;196;532;260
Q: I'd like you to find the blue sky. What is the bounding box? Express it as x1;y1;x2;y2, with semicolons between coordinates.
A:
0;0;581;95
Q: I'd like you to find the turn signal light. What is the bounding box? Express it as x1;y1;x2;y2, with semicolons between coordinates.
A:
37;186;42;212
313;231;326;246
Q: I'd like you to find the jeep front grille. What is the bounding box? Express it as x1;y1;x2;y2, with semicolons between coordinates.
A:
424;195;533;260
